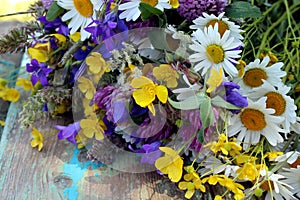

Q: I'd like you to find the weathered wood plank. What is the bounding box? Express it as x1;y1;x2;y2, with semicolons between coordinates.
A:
0;20;23;138
0;56;186;200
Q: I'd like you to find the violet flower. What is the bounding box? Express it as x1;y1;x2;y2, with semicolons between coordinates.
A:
129;142;162;165
55;121;80;144
74;45;93;61
85;12;128;49
219;81;248;113
38;16;69;36
26;59;53;86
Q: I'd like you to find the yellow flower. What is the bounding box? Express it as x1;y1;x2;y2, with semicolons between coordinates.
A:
202;175;221;185
27;42;51;63
0;120;5;126
155;147;183;182
169;0;180;8
75;135;85;149
70;32;81;42
236;162;258;181
83;98;99;117
78;76;96;100
86;52;110;83
263;151;283;160
206;68;223;93
206;134;242;156
79;114;105;141
30;127;44;151
131;76;168;116
178;174;206;199
16;78;33;91
214;195;223;200
50;34;67;46
153;64;179;88
0;88;20;102
235;60;246;77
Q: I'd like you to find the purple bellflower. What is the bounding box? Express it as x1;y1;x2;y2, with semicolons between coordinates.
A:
26;59;53;86
55;121;81;145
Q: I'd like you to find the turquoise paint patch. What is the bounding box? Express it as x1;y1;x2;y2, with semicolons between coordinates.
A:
63;148;103;200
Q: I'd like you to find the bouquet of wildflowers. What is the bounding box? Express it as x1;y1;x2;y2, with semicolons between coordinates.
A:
0;0;300;199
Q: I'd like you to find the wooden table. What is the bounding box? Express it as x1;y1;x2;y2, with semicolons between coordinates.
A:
0;43;190;200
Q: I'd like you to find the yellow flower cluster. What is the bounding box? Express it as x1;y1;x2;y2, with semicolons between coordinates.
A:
0;78;20;102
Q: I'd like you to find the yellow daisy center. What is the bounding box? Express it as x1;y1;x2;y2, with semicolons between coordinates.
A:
206;45;224;64
141;0;158;7
74;0;93;18
243;68;267;87
240;108;266;131
265;92;286;116
206;20;229;37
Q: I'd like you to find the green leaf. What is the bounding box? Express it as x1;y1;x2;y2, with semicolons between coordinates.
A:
139;3;163;20
211;96;241;110
147;29;171;51
168;93;206;110
139;3;167;27
225;1;262;18
46;2;64;21
198;97;215;144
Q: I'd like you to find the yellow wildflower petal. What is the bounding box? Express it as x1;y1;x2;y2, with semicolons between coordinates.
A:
131;76;154;88
155;147;183;182
37;143;43;151
83;128;94;138
28;48;47;63
155;85;168;103
70;32;81;42
78;76;95;100
166;78;178;88
147;103;156;116
95;129;104;140
30;127;43;151
86;52;102;74
132;89;155;108
206;68;223;93
50;34;67;46
30;140;39;148
185;190;195;199
169;0;179;8
214;195;223;200
178;182;188;190
0;120;5;126
16;78;33;91
4;88;20;102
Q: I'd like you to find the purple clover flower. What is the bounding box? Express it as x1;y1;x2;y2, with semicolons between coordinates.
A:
26;59;53;86
177;0;228;21
55;122;80;144
41;0;54;10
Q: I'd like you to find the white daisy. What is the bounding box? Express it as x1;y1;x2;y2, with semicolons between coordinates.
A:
57;0;104;41
275;151;300;165
247;80;297;132
190;12;244;45
259;170;296;200
172;75;201;101
235;56;286;95
228;97;285;150
118;0;171;22
290;117;300;134
189;24;242;77
281;166;300;198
